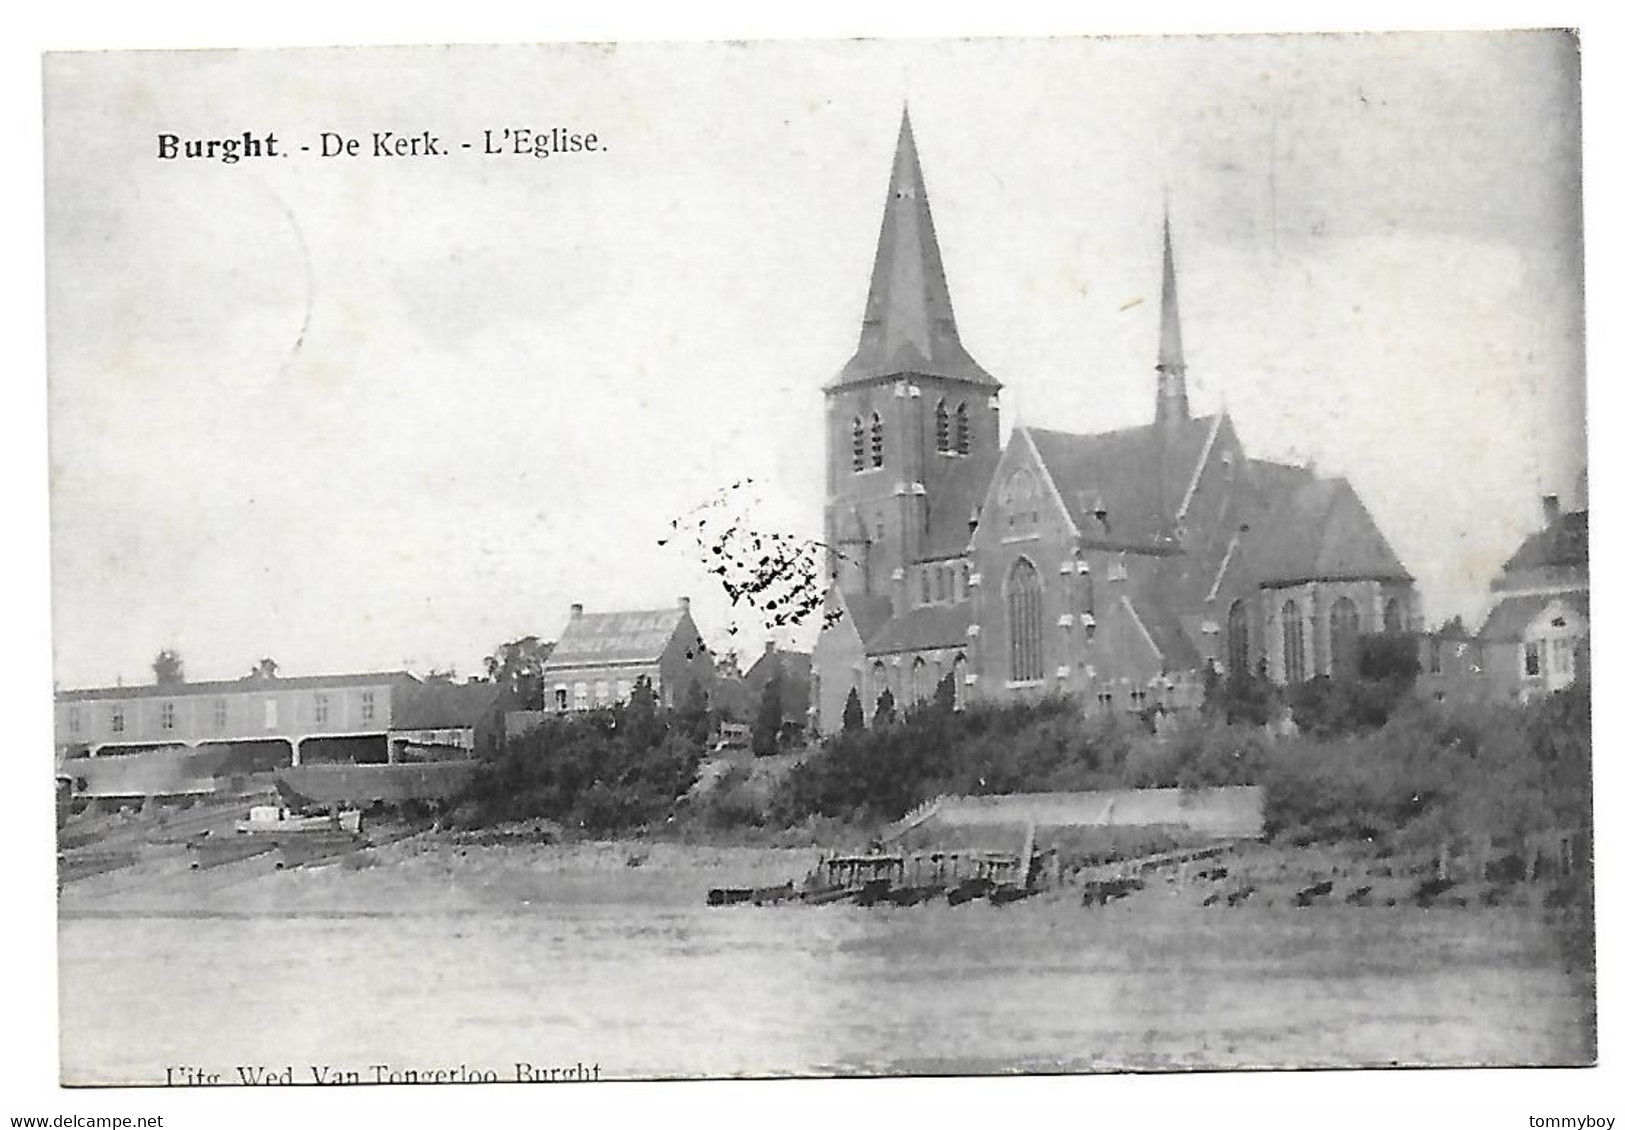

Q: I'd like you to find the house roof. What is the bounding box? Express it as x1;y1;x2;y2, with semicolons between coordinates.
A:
57;671;416;702
868;602;973;656
830;110;999;391
392;680;502;730
1478;592;1588;643
743;648;813;717
1023;417;1216;551
744;648;812;691
1501;510;1588;573
544;607;689;668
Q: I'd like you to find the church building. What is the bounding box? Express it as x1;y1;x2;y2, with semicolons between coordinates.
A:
812;111;1415;728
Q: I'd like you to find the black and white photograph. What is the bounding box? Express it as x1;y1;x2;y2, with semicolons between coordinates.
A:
16;16;1615;1121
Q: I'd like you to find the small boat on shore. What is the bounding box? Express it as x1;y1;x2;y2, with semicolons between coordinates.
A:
236;804;362;836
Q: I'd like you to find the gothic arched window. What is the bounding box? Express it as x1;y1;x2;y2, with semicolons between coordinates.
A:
1383;597;1404;635
935;400;950;452
1282;599;1306;684
952;653;968;708
1330;597;1360;678
955;402;971;455
870;660;888;707
870;412;884;469
1227;599;1249;675
1008;558;1044;682
851;417;865;473
910;657;927;706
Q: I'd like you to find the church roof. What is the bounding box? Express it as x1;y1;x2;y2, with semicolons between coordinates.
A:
1023;418;1217;551
920;453;995;559
867;602;973;657
838;590;896;645
1122;595;1202;671
1158;214;1185;376
545;607;690;668
830;110;999;391
1246;475;1412;587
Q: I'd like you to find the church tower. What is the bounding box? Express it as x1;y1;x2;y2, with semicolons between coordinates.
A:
1155;210;1191;429
824;109;1002;605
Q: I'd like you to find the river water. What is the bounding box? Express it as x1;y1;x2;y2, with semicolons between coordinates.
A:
58;900;1593;1084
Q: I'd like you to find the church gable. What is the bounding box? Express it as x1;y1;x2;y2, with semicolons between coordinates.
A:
1021;422;1218;553
971;429;1079;555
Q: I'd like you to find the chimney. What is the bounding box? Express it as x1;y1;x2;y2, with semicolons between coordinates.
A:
678;596;691;615
1542;494;1562;526
763;640;776;656
569;602;584;619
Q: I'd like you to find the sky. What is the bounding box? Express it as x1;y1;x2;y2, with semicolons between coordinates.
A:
43;31;1585;688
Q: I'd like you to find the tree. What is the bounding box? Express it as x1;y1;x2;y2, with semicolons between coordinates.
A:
249;657;279;680
152;649;184;687
1358;633;1422;684
752;673;784;757
842;687;865;733
873;688;897;727
932;672;957;713
1204;664;1275;727
677;679;713;746
483;635;553;709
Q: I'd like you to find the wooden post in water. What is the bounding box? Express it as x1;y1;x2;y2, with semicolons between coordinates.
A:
1017;820;1036;890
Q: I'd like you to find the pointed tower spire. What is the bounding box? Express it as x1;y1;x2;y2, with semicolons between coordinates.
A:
1155;207;1190;426
831;109;998;389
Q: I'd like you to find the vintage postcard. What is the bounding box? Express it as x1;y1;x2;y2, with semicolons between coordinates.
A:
44;31;1595;1094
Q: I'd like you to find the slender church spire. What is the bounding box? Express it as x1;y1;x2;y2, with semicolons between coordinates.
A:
832;108;998;389
1155;208;1190;426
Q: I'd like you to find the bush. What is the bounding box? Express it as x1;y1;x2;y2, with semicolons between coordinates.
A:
452;676;703;834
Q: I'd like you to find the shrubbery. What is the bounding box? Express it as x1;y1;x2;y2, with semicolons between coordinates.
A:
452;677;702;835
449;652;1590;863
770;677;1591;857
1262;681;1590;851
